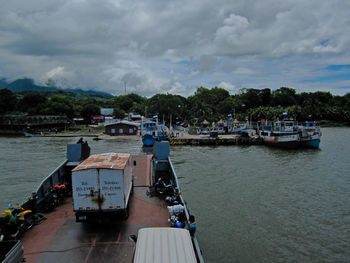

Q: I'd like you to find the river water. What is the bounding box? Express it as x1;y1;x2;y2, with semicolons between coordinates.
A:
0;128;349;262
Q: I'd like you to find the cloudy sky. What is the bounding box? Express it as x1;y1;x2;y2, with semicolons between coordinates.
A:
1;0;350;97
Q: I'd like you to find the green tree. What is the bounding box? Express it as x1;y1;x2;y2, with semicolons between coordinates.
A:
81;104;100;124
0;89;17;114
187;87;223;123
272;87;297;107
217;96;235;116
260;88;271;106
113;107;125;119
147;94;185;124
43;95;75;119
18;91;47;114
240;88;263;108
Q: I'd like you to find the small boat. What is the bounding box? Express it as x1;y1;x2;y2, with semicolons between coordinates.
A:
299;122;321;148
141;117;167;147
258;120;300;149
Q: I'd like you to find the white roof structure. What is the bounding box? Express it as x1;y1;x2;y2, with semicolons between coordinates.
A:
104;120;140;127
133;227;197;263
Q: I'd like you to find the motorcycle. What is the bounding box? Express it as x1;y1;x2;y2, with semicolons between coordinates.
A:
53;184;66;205
42;187;58;212
0;204;34;241
154;177;175;196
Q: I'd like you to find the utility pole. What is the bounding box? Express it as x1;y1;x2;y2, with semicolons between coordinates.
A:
124;81;127;95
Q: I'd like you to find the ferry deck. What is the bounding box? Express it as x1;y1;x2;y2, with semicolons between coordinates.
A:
22;155;170;263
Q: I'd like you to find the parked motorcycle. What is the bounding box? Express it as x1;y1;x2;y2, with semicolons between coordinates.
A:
0;216;20;241
42;187;58;212
154;177;175;196
53;184;66;205
0;204;33;241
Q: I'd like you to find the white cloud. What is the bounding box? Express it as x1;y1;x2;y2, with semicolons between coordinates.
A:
44;67;68;79
218;81;239;94
215;14;250;46
0;0;350;96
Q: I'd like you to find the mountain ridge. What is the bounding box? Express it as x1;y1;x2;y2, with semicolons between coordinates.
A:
0;78;112;97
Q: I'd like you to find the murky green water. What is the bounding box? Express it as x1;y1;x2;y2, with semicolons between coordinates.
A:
0;128;349;262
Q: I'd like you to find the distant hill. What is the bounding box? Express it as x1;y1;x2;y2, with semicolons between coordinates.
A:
1;78;112;97
0;79;9;89
9;78;57;92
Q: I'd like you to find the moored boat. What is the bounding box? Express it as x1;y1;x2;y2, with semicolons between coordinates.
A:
2;140;203;262
141;116;167;147
299;122;321;148
258;120;300;149
142;133;155;147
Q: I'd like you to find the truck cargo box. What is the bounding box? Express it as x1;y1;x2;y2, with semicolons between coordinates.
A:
71;153;132;222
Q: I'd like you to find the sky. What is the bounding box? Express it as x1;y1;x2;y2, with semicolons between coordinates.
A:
1;0;350;97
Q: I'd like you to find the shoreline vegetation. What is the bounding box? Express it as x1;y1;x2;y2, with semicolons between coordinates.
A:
1;85;350;130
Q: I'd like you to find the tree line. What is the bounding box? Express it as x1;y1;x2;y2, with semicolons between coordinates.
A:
1;87;350;125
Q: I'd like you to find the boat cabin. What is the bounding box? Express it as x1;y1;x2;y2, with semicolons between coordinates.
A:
273;120;298;132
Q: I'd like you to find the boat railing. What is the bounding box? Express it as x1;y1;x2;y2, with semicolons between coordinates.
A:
167;157;181;195
34;160;68;205
167;156;204;263
152;141;203;262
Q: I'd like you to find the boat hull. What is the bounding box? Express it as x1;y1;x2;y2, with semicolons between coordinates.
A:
264;140;300;149
301;138;320;148
262;133;300;149
142;134;155;147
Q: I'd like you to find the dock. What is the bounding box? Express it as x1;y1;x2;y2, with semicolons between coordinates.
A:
169;134;263;146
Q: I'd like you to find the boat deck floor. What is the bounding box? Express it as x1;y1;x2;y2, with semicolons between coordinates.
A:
22;155;170;263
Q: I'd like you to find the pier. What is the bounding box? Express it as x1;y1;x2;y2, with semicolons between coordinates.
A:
169;134;263;146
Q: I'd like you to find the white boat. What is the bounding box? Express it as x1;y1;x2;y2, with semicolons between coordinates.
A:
258;120;300;149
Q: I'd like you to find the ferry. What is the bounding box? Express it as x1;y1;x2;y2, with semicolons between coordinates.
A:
0;140;203;263
258;120;300;149
299;121;321;148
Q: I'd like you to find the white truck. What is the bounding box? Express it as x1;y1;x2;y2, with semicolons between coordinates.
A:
71;152;133;222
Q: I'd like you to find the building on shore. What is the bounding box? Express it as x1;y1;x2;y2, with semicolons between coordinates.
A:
0;115;68;135
92;115;105;125
128;112;142;121
104;120;140;135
